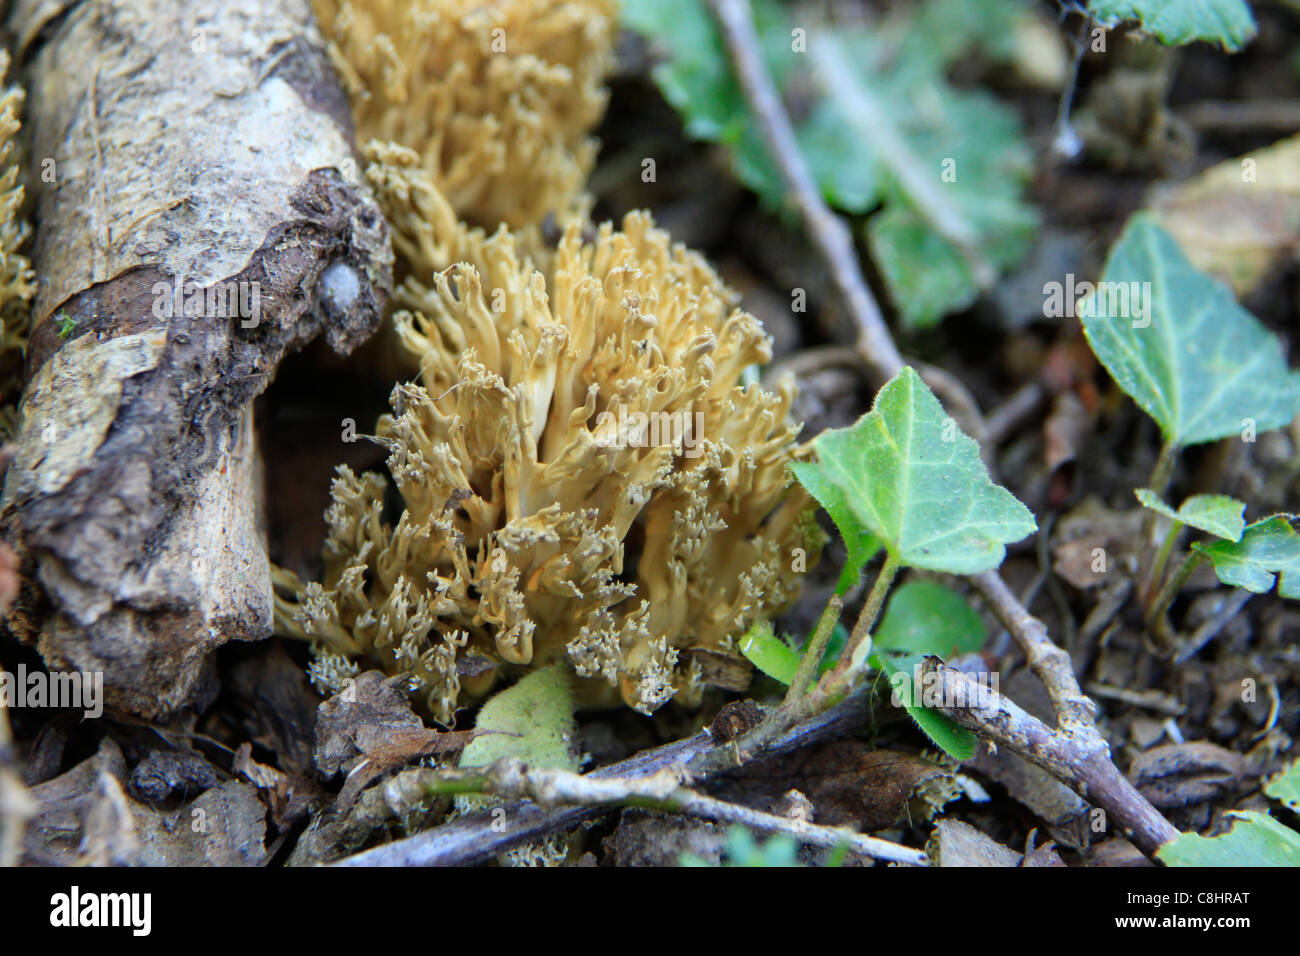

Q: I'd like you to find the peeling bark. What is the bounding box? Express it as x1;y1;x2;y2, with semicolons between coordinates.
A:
1;0;392;718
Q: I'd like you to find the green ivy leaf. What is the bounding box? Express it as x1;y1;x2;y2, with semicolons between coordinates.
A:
1088;0;1256;52
870;580;987;761
1158;811;1300;866
789;460;881;594
1193;515;1300;599
1080;214;1300;448
799;367;1036;574
1134;489;1246;541
873;580;988;657
460;666;577;772
738;621;800;686
818;38;1037;328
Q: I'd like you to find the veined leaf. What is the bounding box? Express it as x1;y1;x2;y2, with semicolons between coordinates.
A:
1088;0;1256;52
790;459;881;594
873;580;988;656
816;36;1037;328
1193;515;1300;599
1080;214;1300;448
738;620;800;685
1158;811;1300;866
621;0;1038;325
871;580;987;761
1134;489;1246;541
460;666;577;772
798;367;1036;574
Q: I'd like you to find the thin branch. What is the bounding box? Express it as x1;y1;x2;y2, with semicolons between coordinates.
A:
708;0;904;385
328;683;880;867
920;660;1178;856
967;572;1179;854
336;759;926;866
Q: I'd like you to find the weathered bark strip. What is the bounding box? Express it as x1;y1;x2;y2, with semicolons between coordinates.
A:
0;0;392;718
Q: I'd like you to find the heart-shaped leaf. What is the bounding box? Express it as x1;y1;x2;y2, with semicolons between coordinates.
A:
794;367;1035;574
1193;515;1300;599
1134;489;1246;542
1080;214;1300;448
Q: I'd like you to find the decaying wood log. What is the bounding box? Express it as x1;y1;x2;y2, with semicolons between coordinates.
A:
0;0;392;718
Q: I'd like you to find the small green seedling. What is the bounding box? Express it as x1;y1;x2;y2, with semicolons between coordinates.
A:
55;312;76;339
778;366;1034;759
1080;215;1300;633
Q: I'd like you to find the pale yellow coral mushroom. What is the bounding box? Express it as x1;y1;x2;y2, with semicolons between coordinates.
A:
293;212;822;722
312;0;613;230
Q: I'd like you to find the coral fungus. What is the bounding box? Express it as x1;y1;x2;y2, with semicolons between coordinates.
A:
288;212;820;722
312;0;614;231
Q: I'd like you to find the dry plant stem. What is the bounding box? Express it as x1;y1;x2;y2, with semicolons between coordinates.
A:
1175;588;1251;664
969;570;1178;854
786;593;843;701
381;759;926;865
708;0;903;386
972;570;1097;734
920;659;1177;856
984;382;1046;448
329;683;878;866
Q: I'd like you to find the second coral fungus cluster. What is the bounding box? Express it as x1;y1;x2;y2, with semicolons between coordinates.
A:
313;0;613;230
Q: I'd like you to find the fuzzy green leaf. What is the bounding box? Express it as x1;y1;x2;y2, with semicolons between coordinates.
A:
873;580;988;656
1158;811;1300;866
460;666;577;772
1193;515;1300;599
1088;0;1256;52
802;367;1036;574
1080;214;1300;448
871;580;987;761
1134;489;1246;541
738;621;800;686
789;460;881;594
